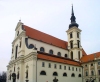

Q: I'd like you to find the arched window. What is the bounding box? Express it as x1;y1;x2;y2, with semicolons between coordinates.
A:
91;71;94;76
65;54;68;58
53;72;58;76
63;73;67;76
71;51;73;60
71;73;75;77
57;52;61;56
49;49;53;54
29;44;34;48
77;40;80;48
40;71;46;75
70;41;73;49
86;71;88;76
40;47;45;52
78;51;80;59
78;74;81;77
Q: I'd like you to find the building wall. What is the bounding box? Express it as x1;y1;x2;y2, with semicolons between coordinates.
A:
82;58;100;82
37;59;82;82
27;38;69;57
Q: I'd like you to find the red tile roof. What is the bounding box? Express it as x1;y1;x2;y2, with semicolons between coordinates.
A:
23;24;87;56
23;25;67;50
37;53;81;66
81;52;100;63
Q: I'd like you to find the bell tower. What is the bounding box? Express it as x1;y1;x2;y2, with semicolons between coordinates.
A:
66;5;82;61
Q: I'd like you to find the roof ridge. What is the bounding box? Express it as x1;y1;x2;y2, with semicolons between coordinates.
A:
88;52;100;56
23;24;67;43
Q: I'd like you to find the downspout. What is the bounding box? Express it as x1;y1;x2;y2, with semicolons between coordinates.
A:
36;58;37;82
82;66;83;82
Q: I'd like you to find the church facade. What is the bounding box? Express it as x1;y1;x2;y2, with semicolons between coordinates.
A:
7;6;100;82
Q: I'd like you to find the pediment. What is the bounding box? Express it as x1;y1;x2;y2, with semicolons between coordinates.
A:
15;21;23;31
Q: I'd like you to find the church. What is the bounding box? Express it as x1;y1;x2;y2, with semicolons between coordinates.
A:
7;5;100;82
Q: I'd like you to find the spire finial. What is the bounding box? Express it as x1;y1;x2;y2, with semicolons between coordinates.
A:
69;4;79;29
19;17;21;22
72;4;74;16
70;4;76;23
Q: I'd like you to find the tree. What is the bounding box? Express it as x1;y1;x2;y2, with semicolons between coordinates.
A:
0;71;7;82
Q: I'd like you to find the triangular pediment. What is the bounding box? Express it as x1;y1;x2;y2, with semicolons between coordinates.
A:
15;20;23;31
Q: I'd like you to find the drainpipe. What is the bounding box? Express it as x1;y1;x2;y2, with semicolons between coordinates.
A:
82;66;83;82
36;58;37;82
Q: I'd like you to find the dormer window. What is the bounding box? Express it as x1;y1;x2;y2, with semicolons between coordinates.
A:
70;33;73;38
17;31;19;36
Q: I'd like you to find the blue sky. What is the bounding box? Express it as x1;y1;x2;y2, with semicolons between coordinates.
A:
0;0;100;72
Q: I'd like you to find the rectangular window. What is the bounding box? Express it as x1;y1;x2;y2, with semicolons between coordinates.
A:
77;32;79;38
72;67;74;71
98;70;100;75
59;65;61;69
64;66;66;70
42;62;45;67
70;33;73;38
76;68;77;71
54;64;56;69
98;62;100;65
48;63;51;68
79;68;81;72
91;63;93;66
69;66;70;70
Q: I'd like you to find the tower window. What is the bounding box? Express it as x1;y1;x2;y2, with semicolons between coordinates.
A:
77;40;80;48
77;32;79;38
78;51;80;60
70;41;73;49
70;33;73;38
49;49;53;54
70;51;73;60
40;47;45;52
19;41;21;48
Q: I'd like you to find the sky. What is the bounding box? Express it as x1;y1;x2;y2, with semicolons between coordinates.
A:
0;0;100;72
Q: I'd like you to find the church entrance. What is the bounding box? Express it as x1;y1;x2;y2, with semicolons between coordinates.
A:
12;73;16;82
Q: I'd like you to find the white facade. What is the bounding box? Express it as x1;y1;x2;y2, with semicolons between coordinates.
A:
7;21;83;82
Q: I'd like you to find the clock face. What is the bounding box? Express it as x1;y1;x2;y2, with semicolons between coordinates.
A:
98;62;100;65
